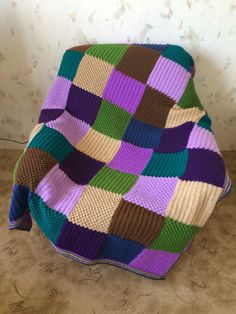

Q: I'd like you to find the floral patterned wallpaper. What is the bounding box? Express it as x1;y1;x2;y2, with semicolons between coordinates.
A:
0;0;236;149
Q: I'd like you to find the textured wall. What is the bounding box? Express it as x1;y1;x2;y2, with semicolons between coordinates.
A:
0;0;236;149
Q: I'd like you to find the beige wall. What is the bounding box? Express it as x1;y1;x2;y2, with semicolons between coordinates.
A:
0;0;236;149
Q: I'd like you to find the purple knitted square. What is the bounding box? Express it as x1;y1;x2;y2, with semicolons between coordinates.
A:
66;84;101;125
187;124;221;154
35;164;85;216
157;122;194;153
147;56;191;102
60;149;104;185
42;76;71;110
129;248;180;276
123;176;177;216
46;111;90;145
103;69;146;114
181;148;226;187
108;141;152;175
56;220;106;260
38;109;64;123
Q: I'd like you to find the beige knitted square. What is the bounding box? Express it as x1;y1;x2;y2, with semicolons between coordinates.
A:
68;185;122;233
166;179;223;226
73;54;114;97
76;128;121;163
165;105;205;128
26;123;44;149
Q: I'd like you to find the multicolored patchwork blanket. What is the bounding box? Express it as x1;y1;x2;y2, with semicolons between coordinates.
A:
9;44;232;279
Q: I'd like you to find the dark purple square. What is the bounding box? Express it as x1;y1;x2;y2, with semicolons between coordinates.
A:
66;84;101;125
56;220;106;260
38;109;64;123
181;148;226;187
156;122;194;153
59;149;104;184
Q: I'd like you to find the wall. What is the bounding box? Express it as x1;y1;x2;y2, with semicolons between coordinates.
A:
0;0;236;149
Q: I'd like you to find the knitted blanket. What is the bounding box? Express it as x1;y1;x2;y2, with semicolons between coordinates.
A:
9;44;232;279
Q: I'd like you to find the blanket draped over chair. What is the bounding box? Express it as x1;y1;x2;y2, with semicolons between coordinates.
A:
9;44;231;279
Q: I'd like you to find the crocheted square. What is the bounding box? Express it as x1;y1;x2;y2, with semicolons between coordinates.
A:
133;86;175;128
129;249;180;277
157;122;194;153
142;150;189;177
70;44;92;54
181;149;226;188
9;184;32;224
46;111;90;146
58;49;84;81
187;124;221;154
42;77;71;110
35;164;86;217
73;54;114;97
76;128;121;163
162;44;194;72
197;114;212;131
56;220;106;260
115;45;160;83
123;118;162;148
165;105;205;128
149;217;200;253
28;125;74;162
147;56;191;102
14;148;57;192
29;194;67;244
103;69;146;114
108;199;165;246
166;179;223;226
88;166;138;195
98;234;145;264
92;100;131;140
123;176;177;216
86;44;129;65
177;78;203;110
38;109;64;123
108;141;152;175
66;84;101;125
27;124;43;145
59;149;104;185
68;186;122;233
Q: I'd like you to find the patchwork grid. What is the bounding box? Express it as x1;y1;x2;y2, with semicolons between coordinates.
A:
9;43;231;279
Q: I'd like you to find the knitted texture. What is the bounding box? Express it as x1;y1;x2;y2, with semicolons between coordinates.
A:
9;44;232;279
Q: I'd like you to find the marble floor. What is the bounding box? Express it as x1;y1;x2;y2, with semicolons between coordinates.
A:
0;149;235;314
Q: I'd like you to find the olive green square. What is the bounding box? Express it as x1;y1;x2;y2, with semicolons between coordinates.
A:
89;165;138;195
86;44;129;65
92;100;131;140
149;217;200;253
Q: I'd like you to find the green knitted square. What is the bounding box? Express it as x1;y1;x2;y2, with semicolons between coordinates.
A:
177;78;203;110
162;44;194;72
197;114;212;132
89;165;138;195
92;100;131;140
28;125;74;162
29;194;67;244
86;44;129;65
13;151;25;183
149;217;200;253
58;50;84;81
142;150;189;177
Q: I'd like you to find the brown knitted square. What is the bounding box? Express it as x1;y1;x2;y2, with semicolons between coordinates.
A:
69;45;92;53
134;86;175;127
115;45;160;83
15;148;57;192
108;199;165;246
